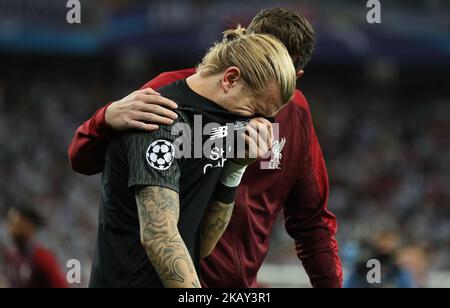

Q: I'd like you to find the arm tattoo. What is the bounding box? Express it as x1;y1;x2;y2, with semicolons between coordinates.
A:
201;201;234;258
135;186;201;288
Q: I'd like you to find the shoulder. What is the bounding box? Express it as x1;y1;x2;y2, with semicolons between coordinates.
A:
292;89;311;113
122;110;190;147
277;89;314;148
141;68;196;90
281;89;313;126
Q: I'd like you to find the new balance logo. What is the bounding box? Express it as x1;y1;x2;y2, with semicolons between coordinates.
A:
210;126;229;140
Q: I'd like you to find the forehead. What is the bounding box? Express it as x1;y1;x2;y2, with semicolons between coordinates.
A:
257;81;282;104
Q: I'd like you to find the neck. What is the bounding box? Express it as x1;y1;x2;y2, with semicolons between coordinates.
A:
186;73;255;117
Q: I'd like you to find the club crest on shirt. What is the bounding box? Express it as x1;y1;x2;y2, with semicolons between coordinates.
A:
268;138;286;170
146;140;175;171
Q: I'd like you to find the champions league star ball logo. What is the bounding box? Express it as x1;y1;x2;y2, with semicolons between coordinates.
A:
146;140;175;170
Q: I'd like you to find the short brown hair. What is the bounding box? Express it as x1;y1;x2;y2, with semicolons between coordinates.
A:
248;8;315;70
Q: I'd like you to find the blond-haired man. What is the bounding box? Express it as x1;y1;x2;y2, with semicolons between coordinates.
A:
88;31;296;288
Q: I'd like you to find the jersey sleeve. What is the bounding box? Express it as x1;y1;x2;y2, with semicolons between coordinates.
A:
124;123;184;193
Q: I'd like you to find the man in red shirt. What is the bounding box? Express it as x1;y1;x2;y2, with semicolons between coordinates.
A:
68;8;342;288
3;205;68;288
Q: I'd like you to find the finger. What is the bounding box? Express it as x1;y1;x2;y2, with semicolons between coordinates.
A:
245;127;270;158
247;122;271;151
248;118;271;133
244;134;269;159
259;121;273;149
243;134;259;159
265;121;274;148
245;124;259;141
136;87;161;96
134;111;175;126
258;144;270;158
128;120;159;132
137;102;179;120
246;124;270;153
251;117;273;141
137;94;178;110
251;117;271;126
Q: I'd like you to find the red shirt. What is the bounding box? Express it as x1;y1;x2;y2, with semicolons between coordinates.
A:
68;68;343;288
4;243;68;288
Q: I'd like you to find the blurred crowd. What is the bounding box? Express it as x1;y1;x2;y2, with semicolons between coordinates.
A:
0;71;109;287
268;82;450;287
0;60;449;287
1;0;449;61
318;88;449;286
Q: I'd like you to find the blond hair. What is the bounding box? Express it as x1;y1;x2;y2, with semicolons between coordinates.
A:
197;27;296;104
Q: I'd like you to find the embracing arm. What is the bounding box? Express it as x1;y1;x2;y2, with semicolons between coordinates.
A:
68;69;196;175
68;88;178;175
68;104;113;175
135;186;201;288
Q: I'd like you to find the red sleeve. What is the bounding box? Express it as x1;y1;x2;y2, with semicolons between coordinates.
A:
34;247;68;288
67;68;196;175
283;91;343;288
68;103;113;175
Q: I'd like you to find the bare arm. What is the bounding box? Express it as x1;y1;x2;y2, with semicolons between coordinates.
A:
135;186;201;288
200;200;234;259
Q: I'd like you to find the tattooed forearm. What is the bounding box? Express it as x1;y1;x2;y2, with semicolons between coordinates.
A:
135;186;201;288
192;280;202;288
200;201;234;259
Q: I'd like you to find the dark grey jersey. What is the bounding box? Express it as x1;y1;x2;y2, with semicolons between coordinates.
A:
89;80;251;288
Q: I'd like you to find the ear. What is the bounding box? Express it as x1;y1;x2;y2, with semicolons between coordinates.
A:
222;67;242;93
296;70;304;79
